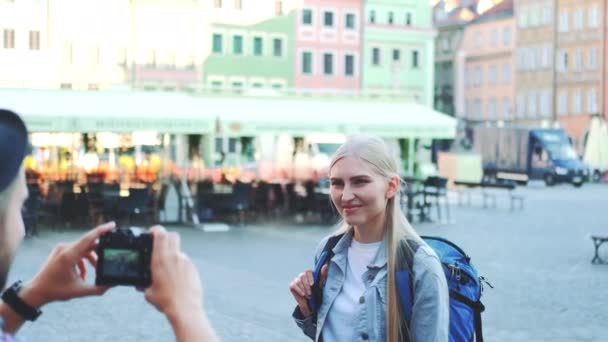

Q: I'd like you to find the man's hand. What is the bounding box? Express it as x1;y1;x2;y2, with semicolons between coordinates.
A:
144;225;203;320
143;226;219;342
21;222;116;308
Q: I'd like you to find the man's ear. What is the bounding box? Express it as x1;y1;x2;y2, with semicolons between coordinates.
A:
386;176;399;199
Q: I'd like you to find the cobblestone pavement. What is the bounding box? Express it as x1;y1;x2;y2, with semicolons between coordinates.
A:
7;183;608;341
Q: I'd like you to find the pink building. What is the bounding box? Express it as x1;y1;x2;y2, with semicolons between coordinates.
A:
457;0;515;123
293;0;362;92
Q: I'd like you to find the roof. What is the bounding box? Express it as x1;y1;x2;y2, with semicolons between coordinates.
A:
471;0;513;24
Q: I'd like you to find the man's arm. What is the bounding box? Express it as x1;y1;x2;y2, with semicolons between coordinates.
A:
0;222;116;334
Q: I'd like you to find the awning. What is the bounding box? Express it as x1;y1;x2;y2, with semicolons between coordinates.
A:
0;89;214;134
209;97;457;139
0;89;457;139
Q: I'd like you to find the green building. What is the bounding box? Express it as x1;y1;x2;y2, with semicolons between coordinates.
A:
202;12;295;93
362;0;436;107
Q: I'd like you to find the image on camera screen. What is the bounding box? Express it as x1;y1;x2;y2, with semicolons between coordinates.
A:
103;248;139;278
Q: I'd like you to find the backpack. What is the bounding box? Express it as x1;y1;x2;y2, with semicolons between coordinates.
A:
309;234;491;342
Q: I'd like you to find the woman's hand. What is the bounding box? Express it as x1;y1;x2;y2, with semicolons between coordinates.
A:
22;222;116;308
289;265;327;317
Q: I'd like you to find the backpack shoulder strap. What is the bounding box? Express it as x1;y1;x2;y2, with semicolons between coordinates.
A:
309;233;344;315
395;239;420;323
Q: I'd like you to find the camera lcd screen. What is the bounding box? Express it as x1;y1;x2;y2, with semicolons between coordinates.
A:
102;248;140;278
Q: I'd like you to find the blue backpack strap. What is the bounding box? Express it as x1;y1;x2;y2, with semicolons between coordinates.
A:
394;239;419;325
309;234;344;316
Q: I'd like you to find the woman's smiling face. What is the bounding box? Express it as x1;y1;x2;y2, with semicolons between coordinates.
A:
329;156;392;229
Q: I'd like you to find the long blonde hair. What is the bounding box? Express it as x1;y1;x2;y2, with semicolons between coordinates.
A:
329;135;423;342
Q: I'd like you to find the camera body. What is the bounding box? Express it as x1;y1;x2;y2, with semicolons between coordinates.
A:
95;227;153;287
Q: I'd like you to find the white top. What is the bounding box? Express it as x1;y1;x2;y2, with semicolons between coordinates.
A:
323;239;382;342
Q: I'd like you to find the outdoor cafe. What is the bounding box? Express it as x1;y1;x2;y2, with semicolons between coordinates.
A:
0;88;458;231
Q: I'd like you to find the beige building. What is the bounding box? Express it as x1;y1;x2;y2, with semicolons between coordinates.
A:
0;0;206;91
457;0;515;123
515;0;556;127
554;0;604;150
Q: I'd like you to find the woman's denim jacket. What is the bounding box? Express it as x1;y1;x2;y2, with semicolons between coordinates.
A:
292;230;449;342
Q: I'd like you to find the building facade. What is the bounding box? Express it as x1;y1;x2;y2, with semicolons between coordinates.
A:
554;0;604;150
434;4;477;116
201;0;298;93
293;0;362;93
457;0;515;123
514;0;556;127
362;0;436;106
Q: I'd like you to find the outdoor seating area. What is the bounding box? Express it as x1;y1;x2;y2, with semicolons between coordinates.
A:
195;179;336;224
23;175;161;235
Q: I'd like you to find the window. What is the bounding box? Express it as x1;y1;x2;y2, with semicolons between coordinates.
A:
559;11;569;32
589;5;599;28
574;9;583;30
541;90;551;117
3;29;15;49
345;54;354;76
541;45;551;68
323;11;334;27
573;90;582;114
474;99;482;119
411;50;419;69
301;51;312;74
588;47;598;70
214;0;222;8
474;32;482;48
527;92;537;117
29;30;40;50
490;29;498;47
405;12;412;26
574;49;582;70
474;66;482;86
587;88;598;113
503;28;511;46
542;3;553;25
253;37;263;56
323;53;333;75
489;65;497;85
369;10;376;23
502;97;511;118
392;49;400;62
232;35;243;55
528;6;538;26
557;51;568;72
212;34;222;53
302;9;313;25
519;9;529;28
235;0;242;10
372;47;380;66
388;11;394;25
517;94;526;117
502;63;511;83
441;37;449;51
345;13;356;29
275;0;282;15
63;42;73;64
558;91;568;115
273;38;282;57
489;98;497;119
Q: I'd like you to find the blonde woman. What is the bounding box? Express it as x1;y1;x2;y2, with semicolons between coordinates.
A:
289;135;449;342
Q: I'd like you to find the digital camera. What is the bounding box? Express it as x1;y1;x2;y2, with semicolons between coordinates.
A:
95;227;153;287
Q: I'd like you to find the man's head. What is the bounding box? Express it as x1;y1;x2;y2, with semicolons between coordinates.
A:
0;109;29;289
